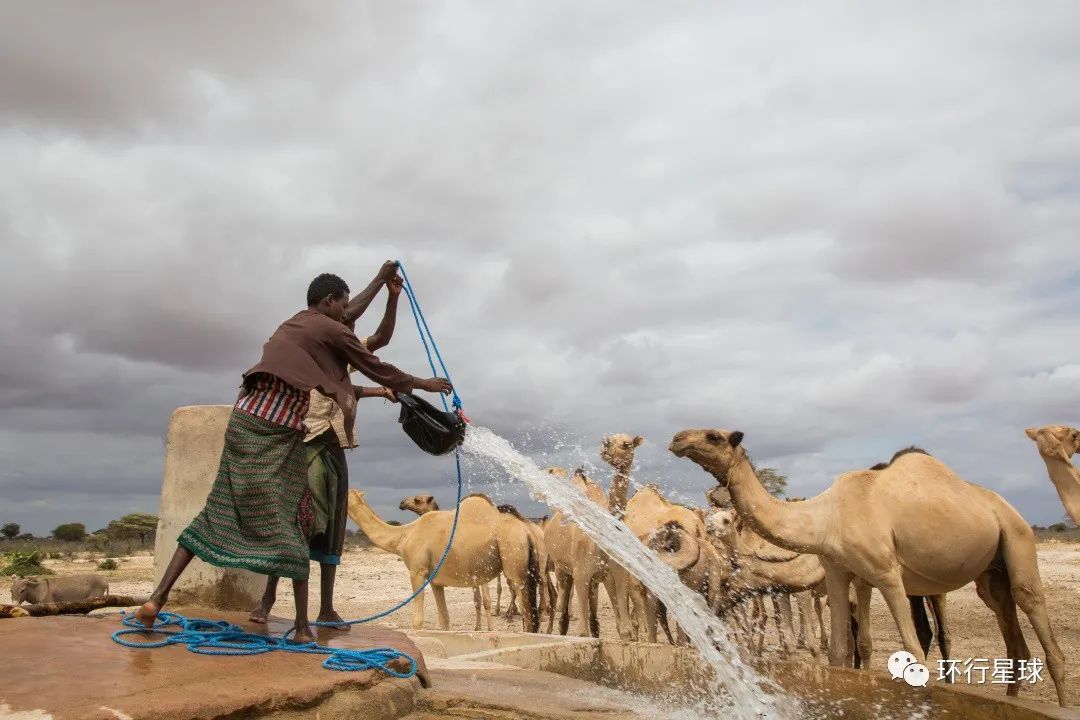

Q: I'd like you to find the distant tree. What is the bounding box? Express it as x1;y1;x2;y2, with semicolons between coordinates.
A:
387;520;402;527
758;468;788;498
53;523;87;542
1048;522;1069;533
106;514;160;544
1;523;19;540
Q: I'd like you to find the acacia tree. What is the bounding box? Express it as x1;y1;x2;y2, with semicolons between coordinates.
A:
758;468;788;497
53;523;87;542
1;523;19;540
105;514;160;545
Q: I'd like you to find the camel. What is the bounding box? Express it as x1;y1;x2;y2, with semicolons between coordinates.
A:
1026;425;1080;525
398;493;498;631
670;429;1068;705
601;433;711;643
347;490;539;632
647;519;733;645
400;493;556;632
542;467;632;639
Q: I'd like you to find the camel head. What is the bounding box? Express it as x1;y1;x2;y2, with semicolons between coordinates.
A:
601;433;643;471
1026;425;1080;464
543;466;569;480
705;508;737;546
399;494;439;515
669;429;747;484
647;520;700;573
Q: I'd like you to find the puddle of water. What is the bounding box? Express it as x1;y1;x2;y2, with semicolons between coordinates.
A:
462;425;796;720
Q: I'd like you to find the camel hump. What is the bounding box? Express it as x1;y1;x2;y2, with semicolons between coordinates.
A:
497;504;528;522
464;492;496;506
869;446;931;471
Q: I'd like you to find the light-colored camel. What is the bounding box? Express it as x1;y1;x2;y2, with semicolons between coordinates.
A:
542;467;632;638
1026;425;1080;525
399;493;557;632
399;493;497;631
601;433;711;643
671;429;1068;705
348;490;539;632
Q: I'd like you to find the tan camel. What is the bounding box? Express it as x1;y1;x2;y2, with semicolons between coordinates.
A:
542;467;632;638
399;493;497;631
347;490;539;632
671;429;1068;705
1026;425;1080;525
399;493;556;632
599;433;713;643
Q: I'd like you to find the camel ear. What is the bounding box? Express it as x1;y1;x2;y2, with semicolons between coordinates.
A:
1024;428;1038;441
633;436;643;447
729;431;744;448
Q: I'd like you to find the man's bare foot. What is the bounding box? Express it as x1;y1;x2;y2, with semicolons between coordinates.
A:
249;599;274;624
316;609;351;631
134;600;160;630
292;624;315;645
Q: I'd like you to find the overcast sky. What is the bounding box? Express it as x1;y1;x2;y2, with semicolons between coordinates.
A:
2;3;1079;536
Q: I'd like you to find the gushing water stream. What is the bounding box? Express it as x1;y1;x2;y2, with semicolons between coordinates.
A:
463;425;799;720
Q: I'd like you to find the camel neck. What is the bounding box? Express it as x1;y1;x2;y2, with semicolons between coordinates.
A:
725;455;827;554
607;464;632;518
1041;454;1080;525
349;497;407;555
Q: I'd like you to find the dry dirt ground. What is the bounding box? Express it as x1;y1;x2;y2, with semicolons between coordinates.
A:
4;541;1078;706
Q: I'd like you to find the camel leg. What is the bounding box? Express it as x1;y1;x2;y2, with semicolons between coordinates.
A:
823;563;855;667
875;574;928;667
652;600;669;643
431;584;451;630
772;594;793;656
480;583;493;631
628;580;647;641
409;571;427;630
505;576;519;621
975;570;1029;698
853;580;873;669
555;571;573;636
999;536;1067;706
473;587;482;631
571;569;594;637
602;572;632;641
494;576;502;616
814;594;828;652
929;594;951;665
794;591;811;651
548;578;557;634
588;577;601;638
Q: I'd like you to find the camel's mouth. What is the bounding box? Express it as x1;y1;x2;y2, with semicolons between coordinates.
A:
668;440;692;457
398;500;408;511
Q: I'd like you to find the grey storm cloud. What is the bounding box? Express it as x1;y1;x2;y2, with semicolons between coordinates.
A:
2;2;1079;534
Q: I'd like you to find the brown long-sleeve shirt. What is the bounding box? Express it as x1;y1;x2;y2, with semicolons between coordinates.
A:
240;309;418;447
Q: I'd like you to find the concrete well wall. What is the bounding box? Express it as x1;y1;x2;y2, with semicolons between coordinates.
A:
153;405;265;610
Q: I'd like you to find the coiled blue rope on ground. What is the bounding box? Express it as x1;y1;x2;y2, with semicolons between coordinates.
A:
111;612;417;676
110;260;463;678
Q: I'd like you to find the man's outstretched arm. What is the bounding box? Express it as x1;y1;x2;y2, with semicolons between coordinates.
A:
343;260;398;325
366;275;402;352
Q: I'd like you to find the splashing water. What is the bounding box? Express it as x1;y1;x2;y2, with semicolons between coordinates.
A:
463;425;799;720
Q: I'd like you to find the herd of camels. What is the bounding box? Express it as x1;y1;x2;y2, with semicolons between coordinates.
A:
345;424;1079;706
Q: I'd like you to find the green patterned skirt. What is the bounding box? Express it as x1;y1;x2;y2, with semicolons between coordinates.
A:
178;409;313;580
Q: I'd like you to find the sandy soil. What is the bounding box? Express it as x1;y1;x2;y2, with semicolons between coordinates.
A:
4;542;1078;706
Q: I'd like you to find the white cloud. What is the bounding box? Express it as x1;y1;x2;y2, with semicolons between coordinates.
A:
1;3;1079;532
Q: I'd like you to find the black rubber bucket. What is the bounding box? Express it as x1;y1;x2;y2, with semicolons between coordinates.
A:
397;392;466;456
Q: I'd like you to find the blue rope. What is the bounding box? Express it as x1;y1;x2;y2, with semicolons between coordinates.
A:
394;260;463;411
112;612;416;677
111;260;465;679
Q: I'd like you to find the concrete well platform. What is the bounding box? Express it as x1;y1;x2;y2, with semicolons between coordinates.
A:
0;607;427;720
3;618;1077;720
